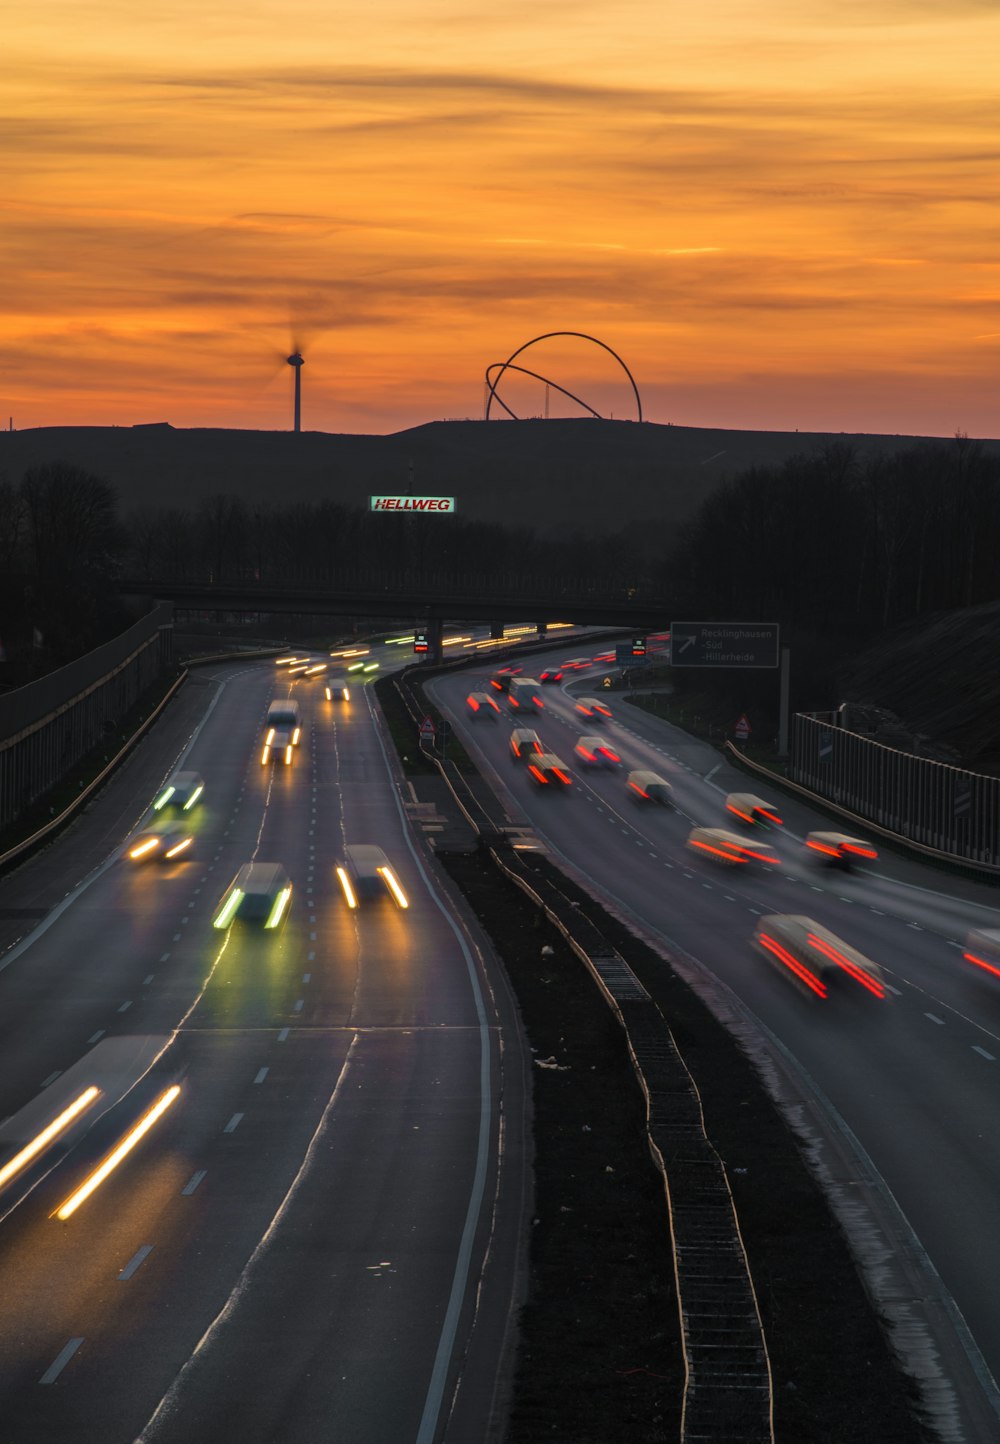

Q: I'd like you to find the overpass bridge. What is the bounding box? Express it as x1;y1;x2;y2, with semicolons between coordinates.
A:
118;577;671;660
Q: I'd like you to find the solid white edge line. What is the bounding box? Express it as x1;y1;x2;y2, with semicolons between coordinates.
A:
365;689;494;1444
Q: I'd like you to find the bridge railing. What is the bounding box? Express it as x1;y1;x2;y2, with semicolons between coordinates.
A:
0;603;174;831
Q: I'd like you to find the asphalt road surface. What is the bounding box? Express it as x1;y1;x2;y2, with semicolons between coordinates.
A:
429;653;1000;1441
0;643;530;1444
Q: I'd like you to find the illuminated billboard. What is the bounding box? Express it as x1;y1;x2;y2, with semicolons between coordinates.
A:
370;496;456;514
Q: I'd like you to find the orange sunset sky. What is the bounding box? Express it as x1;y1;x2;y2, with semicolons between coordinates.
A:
4;0;999;437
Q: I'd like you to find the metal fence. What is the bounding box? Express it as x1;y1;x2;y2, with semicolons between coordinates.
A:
790;712;999;867
0;603;174;831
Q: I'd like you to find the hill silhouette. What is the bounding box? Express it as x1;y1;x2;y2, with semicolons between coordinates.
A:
4;419;997;537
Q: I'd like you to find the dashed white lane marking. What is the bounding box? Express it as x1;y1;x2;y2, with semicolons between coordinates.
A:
705;764;722;782
724;895;736;902
118;1000;132;1013
159;953;170;963
749;907;764;915
307;951;315;961
143;974;154;985
173;933;181;942
254;1068;269;1084
838;897;852;904
181;1170;206;1195
973;1046;996;1061
277;1027;290;1042
181;917;189;926
908;922;923;931
309;931;316;940
88;1030;105;1045
925;1013;946;1025
223;1113;243;1133
946;940;963;949
883;983;902;996
119;1246;153;1280
302;973;311;984
870;908;885;916
40;1071;61;1088
293;999;304;1012
40;1338;84;1384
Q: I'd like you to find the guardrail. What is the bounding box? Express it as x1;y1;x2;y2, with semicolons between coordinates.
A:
0;604;174;833
0;670;189;874
385;660;774;1442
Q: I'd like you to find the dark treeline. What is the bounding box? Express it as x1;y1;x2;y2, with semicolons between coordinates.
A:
665;436;1000;629
0;462;129;684
123;495;654;600
659;435;1000;725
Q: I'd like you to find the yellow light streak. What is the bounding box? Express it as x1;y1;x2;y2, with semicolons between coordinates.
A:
284;744;293;765
214;887;244;929
291;727;301;745
442;635;472;646
164;836;193;859
330;648;369;658
54;1085;181;1221
265;885;292;929
0;1087;101;1193
379;866;409;909
261;745;270;764
266;727;275;744
342;688;350;701
336;866;357;909
129;837;160;859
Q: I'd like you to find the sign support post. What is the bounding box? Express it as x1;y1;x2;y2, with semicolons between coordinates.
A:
778;645;791;757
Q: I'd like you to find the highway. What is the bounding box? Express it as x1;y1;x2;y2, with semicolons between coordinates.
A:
0;639;530;1444
428;652;1000;1437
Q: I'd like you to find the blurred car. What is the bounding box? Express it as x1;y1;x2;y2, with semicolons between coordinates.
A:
539;667;564;684
575;696;613;721
527;753;573;788
214;863;292;929
725;792;783;828
336;844;409;908
805;831;878;869
489;668;521;693
962;928;1000;980
686;826;779;867
261;724;295;765
508;678;544;712
752;914;886;1000
267;699;302;743
467;691;501;719
325;678;351;701
510;727;544;761
576;735;621;768
627;768;670;801
125;820;194;863
152;770;204;813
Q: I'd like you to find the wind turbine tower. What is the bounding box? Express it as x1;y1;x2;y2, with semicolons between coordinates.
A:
286;351;304;432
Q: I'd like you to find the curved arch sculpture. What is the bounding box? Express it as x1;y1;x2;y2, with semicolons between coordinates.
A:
484;331;643;423
484;362;604;422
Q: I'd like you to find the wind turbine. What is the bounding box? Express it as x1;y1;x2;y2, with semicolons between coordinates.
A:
286;350;305;432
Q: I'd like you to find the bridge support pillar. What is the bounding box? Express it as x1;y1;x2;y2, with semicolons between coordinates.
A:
536;622;547;637
489;621;504;641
